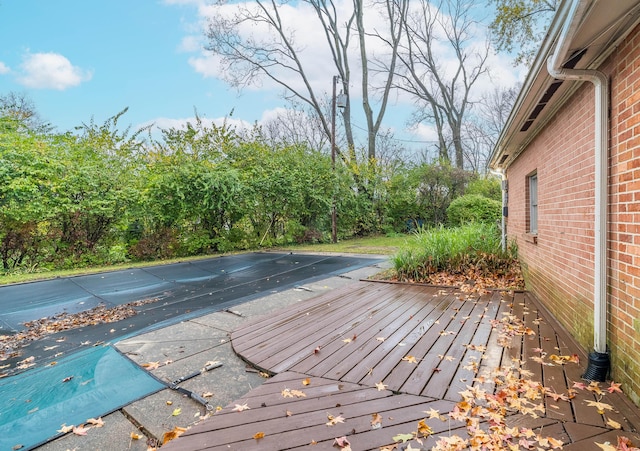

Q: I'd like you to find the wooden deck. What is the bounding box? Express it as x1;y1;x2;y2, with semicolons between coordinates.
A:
164;281;640;450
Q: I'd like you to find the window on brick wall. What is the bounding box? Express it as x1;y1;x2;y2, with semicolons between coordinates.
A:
528;172;538;234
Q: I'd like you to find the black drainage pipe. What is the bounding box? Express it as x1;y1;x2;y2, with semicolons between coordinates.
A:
582;351;610;382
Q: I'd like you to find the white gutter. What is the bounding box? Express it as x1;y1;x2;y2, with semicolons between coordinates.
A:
547;0;609;355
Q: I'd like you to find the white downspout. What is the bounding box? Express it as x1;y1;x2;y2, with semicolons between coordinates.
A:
547;0;609;361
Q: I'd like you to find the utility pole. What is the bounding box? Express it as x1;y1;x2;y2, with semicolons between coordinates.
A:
331;75;338;244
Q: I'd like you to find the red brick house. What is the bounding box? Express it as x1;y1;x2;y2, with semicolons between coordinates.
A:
490;0;640;406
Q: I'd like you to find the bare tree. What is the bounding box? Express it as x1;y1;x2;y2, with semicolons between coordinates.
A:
0;91;50;132
204;0;406;162
259;101;330;150
392;0;490;169
463;84;520;171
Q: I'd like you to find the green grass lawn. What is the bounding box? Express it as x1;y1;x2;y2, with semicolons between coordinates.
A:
0;234;407;286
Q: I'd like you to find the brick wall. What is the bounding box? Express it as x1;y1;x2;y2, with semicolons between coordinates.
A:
608;23;640;406
506;24;640;406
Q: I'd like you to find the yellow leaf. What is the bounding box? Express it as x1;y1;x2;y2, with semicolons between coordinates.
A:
595;443;617;451
302;378;311;386
130;432;143;440
202;392;213;398
402;355;418;364
606;418;622;429
253;432;265;439
585;400;613;412
417;419;433;436
326;413;345;426
172;408;182;416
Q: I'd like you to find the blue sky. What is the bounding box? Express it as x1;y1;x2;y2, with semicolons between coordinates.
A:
0;0;523;150
0;0;279;133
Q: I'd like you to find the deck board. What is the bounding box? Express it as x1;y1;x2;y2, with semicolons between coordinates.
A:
163;281;640;450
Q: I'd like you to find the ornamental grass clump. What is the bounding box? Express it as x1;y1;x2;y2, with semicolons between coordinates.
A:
392;223;522;290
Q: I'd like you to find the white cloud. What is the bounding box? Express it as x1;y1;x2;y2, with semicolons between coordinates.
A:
0;62;9;74
17;52;92;90
178;35;202;53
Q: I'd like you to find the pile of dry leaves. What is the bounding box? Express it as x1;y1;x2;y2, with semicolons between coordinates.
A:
0;297;158;374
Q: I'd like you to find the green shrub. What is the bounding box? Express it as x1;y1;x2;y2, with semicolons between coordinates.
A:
466;177;502;201
447;194;501;226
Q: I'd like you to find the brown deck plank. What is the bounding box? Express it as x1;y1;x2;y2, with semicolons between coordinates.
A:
163;282;640;450
231;282;381;351
342;295;455;389
444;290;505;401
288;285;429;377
419;293;497;399
233;294;388;374
232;283;385;358
469;290;513;396
537;303;575;421
331;288;457;385
387;294;476;395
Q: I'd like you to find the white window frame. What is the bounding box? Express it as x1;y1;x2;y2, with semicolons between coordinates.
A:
528;172;538;234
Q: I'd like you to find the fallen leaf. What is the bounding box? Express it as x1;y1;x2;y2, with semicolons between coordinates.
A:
402;355;418;364
253;432;265;439
606;418;622;429
202;392;213;398
302;378;311;386
375;382;388;391
417;419;433;436
585;400;613;412
587;381;603;395
130;432;143;440
546;391;569;402
162;426;187;444
326;414;345;426
424;408;443;420
72;425;89;436
595;442;617;451
607;381;623;394
282;388;306;398
342;338;352;344
57;424;74;434
142;361;160;370
86;417;104;427
286;410;293;417
371;412;382;428
376;337;386;342
333;436;351;450
172;408;182;416
61;376;73;383
232;403;250;412
393;433;414;443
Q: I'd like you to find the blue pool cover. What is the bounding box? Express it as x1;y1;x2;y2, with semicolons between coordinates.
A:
0;346;165;450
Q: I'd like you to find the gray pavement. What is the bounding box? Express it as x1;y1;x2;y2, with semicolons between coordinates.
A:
36;255;390;451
